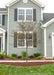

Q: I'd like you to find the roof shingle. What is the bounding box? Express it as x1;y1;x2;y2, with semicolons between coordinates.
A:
0;8;7;12
42;13;54;24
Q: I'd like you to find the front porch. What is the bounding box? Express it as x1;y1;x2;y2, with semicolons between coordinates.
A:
0;28;6;53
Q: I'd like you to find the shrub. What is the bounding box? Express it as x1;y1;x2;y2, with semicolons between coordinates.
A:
11;54;17;57
36;56;42;59
0;53;4;56
53;57;54;59
4;54;8;58
22;51;26;57
34;53;40;57
0;53;4;59
18;56;22;59
22;57;28;60
29;55;34;58
10;56;17;60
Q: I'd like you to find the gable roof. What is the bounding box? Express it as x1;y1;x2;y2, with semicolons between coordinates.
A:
41;18;54;28
41;13;54;24
6;0;45;8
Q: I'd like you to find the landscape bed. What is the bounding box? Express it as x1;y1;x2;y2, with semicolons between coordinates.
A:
0;62;54;66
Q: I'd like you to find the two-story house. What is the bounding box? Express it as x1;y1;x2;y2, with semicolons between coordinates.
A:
0;0;54;57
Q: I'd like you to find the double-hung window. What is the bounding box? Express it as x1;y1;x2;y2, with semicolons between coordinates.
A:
17;32;25;48
26;32;33;47
17;31;33;48
18;8;33;22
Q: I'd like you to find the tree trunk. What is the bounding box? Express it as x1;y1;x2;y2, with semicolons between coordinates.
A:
26;39;28;62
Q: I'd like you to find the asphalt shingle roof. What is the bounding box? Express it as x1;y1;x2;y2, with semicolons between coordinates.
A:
42;13;54;24
0;8;7;12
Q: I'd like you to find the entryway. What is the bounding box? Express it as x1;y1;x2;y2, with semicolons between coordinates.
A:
0;28;6;53
0;36;3;52
52;32;54;57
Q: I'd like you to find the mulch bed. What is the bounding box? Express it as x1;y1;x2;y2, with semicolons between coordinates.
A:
0;57;53;60
0;62;54;66
0;58;54;66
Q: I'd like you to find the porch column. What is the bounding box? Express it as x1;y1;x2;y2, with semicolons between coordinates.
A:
3;33;5;52
44;28;46;57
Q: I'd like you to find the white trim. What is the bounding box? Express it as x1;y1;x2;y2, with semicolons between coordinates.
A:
17;8;33;22
0;30;6;53
41;8;43;21
0;11;8;13
0;36;3;53
17;31;33;48
23;0;28;3
0;14;2;25
52;32;54;57
7;8;9;55
41;18;54;28
0;28;6;32
44;28;46;57
6;0;45;8
3;33;5;53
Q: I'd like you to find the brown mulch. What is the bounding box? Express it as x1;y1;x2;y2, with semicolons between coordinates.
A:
0;62;54;66
0;58;54;66
0;58;53;60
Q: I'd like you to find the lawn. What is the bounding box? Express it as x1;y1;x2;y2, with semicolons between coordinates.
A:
0;64;54;75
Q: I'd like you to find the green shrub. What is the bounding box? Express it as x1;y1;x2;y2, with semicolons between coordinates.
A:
0;53;4;56
10;56;17;60
22;51;26;57
53;57;54;59
0;53;4;59
4;54;8;58
36;56;42;59
22;57;28;60
34;53;40;57
11;54;17;57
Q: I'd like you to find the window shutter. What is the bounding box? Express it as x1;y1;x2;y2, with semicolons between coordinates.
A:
2;15;5;25
33;32;37;47
33;9;36;21
14;32;17;47
14;9;17;21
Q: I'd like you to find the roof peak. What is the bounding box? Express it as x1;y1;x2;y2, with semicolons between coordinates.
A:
6;0;45;8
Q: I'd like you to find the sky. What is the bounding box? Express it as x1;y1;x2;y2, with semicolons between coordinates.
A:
0;0;54;13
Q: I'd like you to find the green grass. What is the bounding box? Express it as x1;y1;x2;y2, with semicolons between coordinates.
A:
0;64;54;75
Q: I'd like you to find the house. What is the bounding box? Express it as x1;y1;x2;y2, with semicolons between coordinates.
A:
0;0;54;57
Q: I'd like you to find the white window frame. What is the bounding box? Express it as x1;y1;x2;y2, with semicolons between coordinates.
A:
17;8;33;22
0;14;2;25
17;31;33;48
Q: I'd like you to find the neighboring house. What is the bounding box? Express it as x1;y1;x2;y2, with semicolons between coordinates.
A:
0;0;54;57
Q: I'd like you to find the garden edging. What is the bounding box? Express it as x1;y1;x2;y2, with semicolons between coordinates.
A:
0;60;54;62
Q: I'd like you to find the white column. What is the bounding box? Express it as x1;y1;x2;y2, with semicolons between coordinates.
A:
44;28;46;57
3;33;5;52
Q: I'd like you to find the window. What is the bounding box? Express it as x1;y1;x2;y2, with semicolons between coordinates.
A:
26;32;33;47
17;32;25;47
18;8;33;22
17;31;33;48
0;15;2;25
